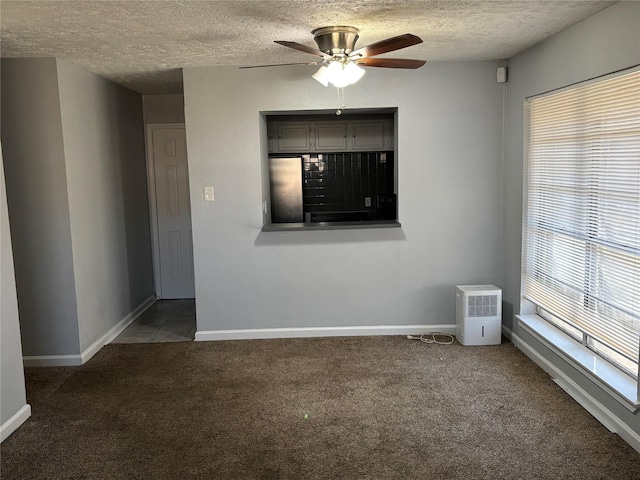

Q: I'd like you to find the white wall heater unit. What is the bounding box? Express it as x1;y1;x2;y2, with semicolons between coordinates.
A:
456;285;502;346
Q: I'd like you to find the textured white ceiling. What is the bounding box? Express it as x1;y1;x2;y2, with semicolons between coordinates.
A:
1;0;615;94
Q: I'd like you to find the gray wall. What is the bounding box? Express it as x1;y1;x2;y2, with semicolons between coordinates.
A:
1;58;154;357
143;94;185;124
183;62;504;332
0;141;28;427
503;2;640;433
57;60;154;351
1;58;81;356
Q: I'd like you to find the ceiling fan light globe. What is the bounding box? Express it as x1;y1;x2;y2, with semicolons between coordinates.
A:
326;60;343;75
312;65;330;87
344;61;365;84
326;60;349;87
330;77;350;88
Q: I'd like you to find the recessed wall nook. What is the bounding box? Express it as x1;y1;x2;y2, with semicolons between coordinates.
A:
262;108;399;231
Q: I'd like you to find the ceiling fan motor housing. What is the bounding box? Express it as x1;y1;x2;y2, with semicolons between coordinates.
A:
312;26;360;56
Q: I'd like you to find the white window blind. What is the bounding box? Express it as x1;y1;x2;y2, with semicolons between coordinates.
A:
523;69;640;377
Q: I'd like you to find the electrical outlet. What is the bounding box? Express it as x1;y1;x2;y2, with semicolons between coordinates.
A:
364;197;371;207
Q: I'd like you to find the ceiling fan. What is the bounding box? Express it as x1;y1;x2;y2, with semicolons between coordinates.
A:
240;26;426;88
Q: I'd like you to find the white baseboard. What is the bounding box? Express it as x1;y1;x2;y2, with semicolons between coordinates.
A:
90;295;157;352
195;324;456;342
0;404;31;443
23;296;156;367
501;324;513;341
505;326;640;455
22;354;83;367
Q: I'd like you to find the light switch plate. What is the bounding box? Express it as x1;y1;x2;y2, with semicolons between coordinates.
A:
204;186;214;202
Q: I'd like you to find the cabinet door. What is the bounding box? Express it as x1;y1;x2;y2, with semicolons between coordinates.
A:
267;123;278;153
277;123;312;152
350;121;387;151
315;122;348;151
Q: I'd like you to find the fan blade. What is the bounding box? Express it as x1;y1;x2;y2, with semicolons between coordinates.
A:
349;34;423;58
274;41;332;59
239;61;321;69
354;58;426;69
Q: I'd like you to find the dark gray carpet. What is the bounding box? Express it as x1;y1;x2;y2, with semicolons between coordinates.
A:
1;337;639;479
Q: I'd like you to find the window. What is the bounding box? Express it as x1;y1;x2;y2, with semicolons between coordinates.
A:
523;68;640;380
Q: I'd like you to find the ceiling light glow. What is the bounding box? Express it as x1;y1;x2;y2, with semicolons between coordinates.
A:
313;60;365;88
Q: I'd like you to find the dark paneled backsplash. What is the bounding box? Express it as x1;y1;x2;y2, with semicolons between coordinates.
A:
302;152;395;222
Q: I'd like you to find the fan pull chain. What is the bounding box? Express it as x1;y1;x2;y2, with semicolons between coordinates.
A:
336;87;346;115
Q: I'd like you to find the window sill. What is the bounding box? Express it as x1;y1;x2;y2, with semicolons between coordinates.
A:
262;220;401;232
517;314;639;412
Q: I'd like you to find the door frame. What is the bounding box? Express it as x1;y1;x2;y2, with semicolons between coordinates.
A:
145;122;187;299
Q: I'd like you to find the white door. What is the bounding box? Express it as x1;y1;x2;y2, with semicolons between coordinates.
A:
152;127;195;299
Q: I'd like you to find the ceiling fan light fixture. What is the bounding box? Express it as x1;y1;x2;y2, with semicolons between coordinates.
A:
328;62;350;88
344;61;365;84
320;59;365;88
312;65;330;87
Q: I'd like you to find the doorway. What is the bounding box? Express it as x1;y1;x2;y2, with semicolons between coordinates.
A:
112;299;195;343
146;124;195;300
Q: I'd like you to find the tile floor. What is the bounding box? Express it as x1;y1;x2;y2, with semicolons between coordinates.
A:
112;299;196;343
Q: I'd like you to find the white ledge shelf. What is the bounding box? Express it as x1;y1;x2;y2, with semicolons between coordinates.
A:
517;314;639;412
